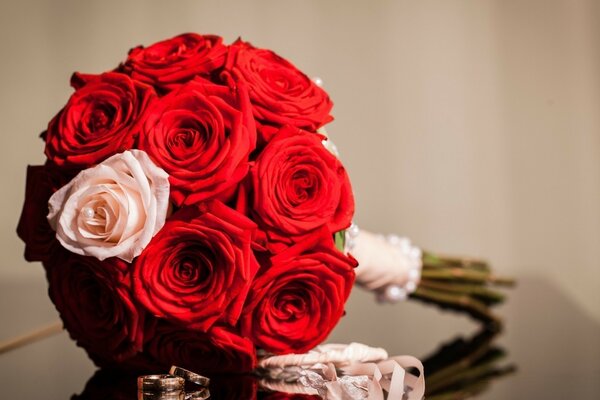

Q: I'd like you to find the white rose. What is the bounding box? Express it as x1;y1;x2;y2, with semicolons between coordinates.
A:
48;150;170;262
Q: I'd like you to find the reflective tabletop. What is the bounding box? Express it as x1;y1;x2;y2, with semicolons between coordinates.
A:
1;275;599;399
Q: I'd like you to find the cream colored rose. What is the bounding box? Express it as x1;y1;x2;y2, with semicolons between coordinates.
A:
48;150;170;262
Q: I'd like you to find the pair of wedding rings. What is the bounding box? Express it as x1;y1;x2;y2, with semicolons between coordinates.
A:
138;366;210;400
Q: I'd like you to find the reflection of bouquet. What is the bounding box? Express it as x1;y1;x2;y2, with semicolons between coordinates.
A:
17;33;357;372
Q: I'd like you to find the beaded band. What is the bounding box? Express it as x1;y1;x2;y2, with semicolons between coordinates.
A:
346;223;422;302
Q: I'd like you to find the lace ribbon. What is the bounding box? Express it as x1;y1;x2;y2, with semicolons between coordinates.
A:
258;343;425;399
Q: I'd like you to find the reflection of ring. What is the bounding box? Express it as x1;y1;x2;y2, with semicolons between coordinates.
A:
185;388;210;400
169;366;210;387
137;375;185;392
138;390;184;400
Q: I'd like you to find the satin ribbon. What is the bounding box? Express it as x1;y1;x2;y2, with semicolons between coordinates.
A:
350;229;422;302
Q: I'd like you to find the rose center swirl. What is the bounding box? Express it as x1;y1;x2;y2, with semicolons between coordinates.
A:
166;116;213;160
273;289;308;321
81;101;117;135
169;245;214;290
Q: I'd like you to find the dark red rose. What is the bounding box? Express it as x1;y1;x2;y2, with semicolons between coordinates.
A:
124;33;227;91
45;251;145;362
226;40;333;141
133;201;259;331
17;164;73;262
138;78;256;206
143;322;256;374
249;126;353;249
240;230;356;354
44;72;155;168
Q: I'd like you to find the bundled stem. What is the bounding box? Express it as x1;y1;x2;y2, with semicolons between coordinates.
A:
411;252;515;324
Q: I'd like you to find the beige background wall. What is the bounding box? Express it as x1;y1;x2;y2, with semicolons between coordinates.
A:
0;0;598;321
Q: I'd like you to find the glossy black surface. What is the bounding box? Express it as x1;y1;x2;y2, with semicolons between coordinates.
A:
0;275;599;399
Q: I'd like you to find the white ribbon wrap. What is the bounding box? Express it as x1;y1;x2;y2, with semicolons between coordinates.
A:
347;226;423;302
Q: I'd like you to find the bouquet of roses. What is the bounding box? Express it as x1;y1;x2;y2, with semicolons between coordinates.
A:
17;33;357;373
15;32;512;400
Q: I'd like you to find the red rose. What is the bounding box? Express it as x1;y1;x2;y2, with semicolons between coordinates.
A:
226;40;333;141
240;230;356;354
138;78;256;206
45;251;146;362
124;33;227;91
143;322;256;374
133;201;259;330
249;126;354;249
16;164;73;262
44;72;155;168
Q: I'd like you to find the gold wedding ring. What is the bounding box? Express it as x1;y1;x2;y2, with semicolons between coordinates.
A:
169;366;210;387
137;374;185;392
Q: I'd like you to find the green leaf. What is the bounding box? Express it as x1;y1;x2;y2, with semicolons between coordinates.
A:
334;230;346;252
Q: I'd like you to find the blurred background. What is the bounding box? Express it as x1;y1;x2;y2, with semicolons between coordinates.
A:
0;0;598;398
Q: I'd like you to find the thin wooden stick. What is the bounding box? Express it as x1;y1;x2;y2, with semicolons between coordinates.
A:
0;320;63;355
